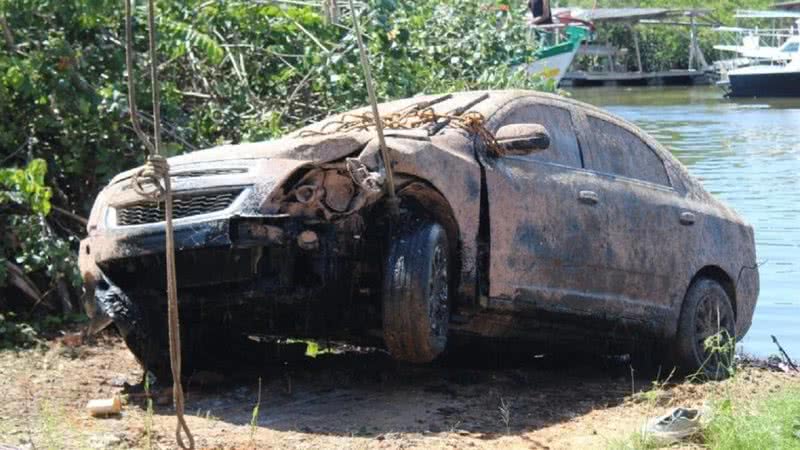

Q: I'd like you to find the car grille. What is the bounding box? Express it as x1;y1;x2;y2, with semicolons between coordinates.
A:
172;168;248;178
117;189;243;226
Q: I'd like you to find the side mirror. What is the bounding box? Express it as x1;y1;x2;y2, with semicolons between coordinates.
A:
494;124;550;156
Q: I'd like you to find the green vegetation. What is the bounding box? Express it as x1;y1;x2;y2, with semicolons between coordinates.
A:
250;377;262;445
704;387;800;450
0;312;40;348
0;0;549;326
609;381;800;450
1;159;80;288
144;374;154;450
0;310;86;348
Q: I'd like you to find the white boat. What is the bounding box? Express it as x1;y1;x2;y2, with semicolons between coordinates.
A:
713;11;800;76
719;42;800;97
526;25;592;86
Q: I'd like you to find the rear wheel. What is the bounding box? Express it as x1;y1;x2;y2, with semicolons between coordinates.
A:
382;220;450;363
672;278;736;380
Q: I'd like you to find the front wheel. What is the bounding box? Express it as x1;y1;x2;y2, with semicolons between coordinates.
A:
672;278;736;380
382;220;450;363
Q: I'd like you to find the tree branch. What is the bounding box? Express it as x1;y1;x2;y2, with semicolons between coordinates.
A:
51;205;88;227
0;15;14;51
3;261;51;310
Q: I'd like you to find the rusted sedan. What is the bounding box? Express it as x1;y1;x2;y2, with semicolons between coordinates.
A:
79;90;758;379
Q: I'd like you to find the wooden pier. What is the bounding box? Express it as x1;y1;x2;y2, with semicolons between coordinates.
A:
553;8;719;88
562;69;711;87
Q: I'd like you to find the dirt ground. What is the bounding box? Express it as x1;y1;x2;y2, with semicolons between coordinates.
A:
1;332;798;450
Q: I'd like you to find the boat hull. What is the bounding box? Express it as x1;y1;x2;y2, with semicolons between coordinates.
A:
526;50;579;86
727;69;800;97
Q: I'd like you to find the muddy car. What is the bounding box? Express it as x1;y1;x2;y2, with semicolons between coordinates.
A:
79;90;758;379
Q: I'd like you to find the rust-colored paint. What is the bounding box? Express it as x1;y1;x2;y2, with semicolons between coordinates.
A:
79;90;759;361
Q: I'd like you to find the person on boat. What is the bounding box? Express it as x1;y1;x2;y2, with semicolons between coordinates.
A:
529;0;552;25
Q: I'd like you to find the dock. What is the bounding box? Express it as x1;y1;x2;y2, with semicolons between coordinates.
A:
554;8;719;87
562;69;711;87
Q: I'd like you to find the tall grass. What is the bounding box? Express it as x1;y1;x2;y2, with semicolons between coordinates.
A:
703;387;800;450
250;377;262;445
144;374;154;450
39;400;66;450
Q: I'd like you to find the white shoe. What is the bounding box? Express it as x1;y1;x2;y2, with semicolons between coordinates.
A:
643;407;701;445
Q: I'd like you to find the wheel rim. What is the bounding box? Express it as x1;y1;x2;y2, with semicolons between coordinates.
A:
428;243;448;339
694;291;735;371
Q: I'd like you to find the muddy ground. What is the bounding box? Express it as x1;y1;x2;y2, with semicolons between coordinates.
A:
1;332;798;450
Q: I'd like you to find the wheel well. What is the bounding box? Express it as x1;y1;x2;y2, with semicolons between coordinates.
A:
396;181;460;260
690;266;737;318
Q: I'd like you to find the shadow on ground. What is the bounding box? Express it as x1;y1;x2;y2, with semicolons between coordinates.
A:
133;342;666;439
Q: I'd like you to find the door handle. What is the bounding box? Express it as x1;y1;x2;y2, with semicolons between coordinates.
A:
680;211;696;225
578;190;599;205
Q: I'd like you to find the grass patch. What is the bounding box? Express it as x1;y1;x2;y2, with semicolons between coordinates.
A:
143;374;154;450
607;431;662;450
704;386;800;450
608;380;800;450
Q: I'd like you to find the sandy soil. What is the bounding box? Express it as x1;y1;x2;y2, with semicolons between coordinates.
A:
1;333;797;450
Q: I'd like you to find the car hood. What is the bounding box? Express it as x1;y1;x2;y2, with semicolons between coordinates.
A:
108;132;374;186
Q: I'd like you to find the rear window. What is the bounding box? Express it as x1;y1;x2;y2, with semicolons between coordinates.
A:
583;117;670;186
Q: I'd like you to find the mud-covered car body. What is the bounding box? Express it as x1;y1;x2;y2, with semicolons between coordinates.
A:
79;90;758;372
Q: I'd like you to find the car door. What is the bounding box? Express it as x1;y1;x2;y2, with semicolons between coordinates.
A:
575;111;691;330
483;99;614;315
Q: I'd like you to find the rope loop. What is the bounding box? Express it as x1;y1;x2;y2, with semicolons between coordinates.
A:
131;154;169;200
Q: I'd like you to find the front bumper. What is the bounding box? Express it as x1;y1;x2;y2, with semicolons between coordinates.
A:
86;216;234;263
79;212;313;292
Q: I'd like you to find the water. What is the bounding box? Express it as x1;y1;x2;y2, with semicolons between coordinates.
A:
570;86;800;358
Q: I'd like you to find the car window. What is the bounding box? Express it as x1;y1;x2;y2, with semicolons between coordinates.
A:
583;116;670;186
498;104;582;167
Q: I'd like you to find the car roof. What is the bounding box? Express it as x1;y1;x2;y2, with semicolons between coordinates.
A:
291;89;695;186
292;89;650;142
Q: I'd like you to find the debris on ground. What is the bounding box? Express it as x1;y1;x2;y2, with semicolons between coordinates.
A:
86;396;121;417
738;354;800;375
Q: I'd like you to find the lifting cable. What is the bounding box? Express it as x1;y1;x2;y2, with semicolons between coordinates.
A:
338;0;505;180
347;0;399;213
123;0;194;448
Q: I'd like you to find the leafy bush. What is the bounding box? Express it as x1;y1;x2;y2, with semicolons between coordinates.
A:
1;159;80;291
0;312;41;348
0;0;551;315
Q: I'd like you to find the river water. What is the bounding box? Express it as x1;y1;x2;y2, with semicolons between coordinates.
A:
570;86;800;358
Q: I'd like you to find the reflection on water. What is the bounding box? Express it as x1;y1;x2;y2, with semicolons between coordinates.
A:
570;86;800;357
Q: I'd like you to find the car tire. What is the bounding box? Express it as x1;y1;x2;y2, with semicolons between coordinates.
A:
673;278;736;380
382;220;450;363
